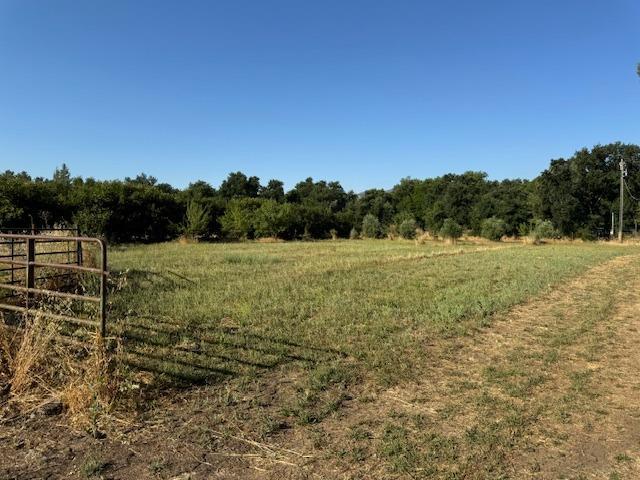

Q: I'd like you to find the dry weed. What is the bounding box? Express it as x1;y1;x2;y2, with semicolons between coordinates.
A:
256;237;283;243
0;313;118;430
178;235;199;245
9;314;59;396
414;229;434;245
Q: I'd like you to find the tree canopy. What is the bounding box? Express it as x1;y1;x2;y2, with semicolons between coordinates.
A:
1;142;638;242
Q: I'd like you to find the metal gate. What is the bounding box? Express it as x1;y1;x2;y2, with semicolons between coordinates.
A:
0;233;108;336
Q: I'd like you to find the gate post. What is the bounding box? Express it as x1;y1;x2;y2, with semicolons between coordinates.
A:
99;240;107;337
26;237;35;308
10;238;14;285
75;226;83;267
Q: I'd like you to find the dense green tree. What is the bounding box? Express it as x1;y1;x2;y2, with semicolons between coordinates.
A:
260;179;285;202
0;195;22;227
535;143;640;237
286;177;348;212
182;180;216;199
3;143;640;243
470;180;533;235
392;178;426;225
218;172;261;199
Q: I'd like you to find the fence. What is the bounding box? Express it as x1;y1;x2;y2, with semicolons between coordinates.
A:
0;232;108;337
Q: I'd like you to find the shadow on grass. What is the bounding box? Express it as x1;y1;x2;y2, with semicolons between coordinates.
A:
115;321;348;386
103;268;349;386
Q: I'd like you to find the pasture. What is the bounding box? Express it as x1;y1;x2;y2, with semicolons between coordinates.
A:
4;239;640;479
109;240;630;385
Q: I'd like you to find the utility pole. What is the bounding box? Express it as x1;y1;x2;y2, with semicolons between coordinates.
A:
619;158;626;243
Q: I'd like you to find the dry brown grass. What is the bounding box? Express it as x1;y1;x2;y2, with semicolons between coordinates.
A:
7;314;60;397
0;313;117;430
59;335;117;431
414;228;434;244
255;236;284;243
177;235;198;245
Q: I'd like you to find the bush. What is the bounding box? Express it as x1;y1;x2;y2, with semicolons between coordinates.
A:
220;198;261;240
349;227;359;240
253;200;295;239
439;218;462;243
531;219;556;244
576;227;596;241
361;214;380;239
480;217;507;241
330;228;338;240
183;201;210;239
399;219;418;239
517;222;531;237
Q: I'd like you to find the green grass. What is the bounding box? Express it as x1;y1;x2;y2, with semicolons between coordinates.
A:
108;239;636;385
80;454;109;478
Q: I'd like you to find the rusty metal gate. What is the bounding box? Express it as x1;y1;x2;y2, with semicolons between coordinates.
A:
0;232;108;336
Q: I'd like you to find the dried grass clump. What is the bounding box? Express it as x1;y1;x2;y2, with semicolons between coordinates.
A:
386;224;399;240
0;314;118;430
256;236;283;243
8;314;59;396
414;229;433;245
178;235;198;245
59;336;117;431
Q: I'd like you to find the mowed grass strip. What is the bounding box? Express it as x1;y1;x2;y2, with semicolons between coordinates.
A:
109;240;636;384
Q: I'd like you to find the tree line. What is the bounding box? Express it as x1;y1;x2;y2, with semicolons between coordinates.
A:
1;142;638;243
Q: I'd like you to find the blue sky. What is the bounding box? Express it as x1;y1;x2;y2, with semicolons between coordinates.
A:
1;0;639;192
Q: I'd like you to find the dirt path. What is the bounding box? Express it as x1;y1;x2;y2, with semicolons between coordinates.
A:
336;252;640;479
2;253;640;479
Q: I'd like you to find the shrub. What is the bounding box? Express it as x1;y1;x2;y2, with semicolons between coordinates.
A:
220;198;261;240
517;222;531;237
576;227;596;241
330;228;338;240
480;217;507;241
361;214;380;239
183;201;210;239
439;218;462;243
253;200;294;239
349;227;359;240
399;219;418;239
530;219;556;244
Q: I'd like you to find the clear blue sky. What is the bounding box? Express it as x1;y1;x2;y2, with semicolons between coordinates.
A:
1;0;639;192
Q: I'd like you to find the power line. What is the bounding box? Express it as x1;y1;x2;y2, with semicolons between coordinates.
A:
623;177;640;202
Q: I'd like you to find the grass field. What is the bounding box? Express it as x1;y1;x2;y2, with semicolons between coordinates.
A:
109;239;634;385
5;239;640;479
